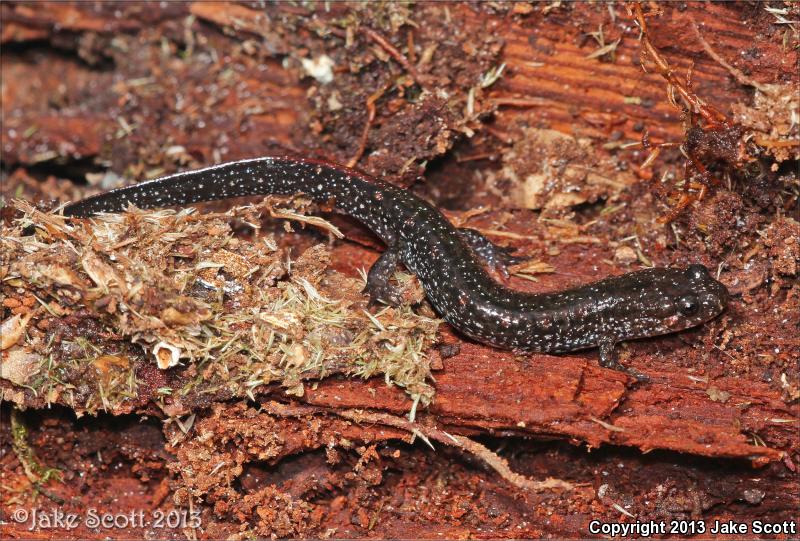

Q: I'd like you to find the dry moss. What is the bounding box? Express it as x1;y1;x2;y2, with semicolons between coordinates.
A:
1;199;440;415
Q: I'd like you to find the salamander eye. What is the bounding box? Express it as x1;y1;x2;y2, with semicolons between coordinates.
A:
686;264;708;281
678;294;699;316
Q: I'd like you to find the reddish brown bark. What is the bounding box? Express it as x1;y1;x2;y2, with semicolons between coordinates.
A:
1;1;797;539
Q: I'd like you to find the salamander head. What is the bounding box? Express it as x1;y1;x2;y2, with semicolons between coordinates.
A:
629;264;729;337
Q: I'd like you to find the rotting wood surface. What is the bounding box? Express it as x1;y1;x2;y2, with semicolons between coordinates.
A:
1;2;798;539
2;2;794;171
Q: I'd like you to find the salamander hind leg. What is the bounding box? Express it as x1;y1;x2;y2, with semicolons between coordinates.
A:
458;228;528;278
363;247;403;307
598;338;650;382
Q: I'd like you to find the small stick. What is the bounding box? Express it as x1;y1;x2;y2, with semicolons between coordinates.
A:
347;82;391;168
362;26;425;88
262;401;576;493
491;97;550;108
690;20;771;94
406;28;416;65
631;4;729;127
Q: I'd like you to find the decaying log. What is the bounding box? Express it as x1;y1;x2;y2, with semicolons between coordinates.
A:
1;1;798;539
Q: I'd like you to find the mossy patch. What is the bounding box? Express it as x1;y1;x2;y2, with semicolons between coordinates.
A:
1;199;440;416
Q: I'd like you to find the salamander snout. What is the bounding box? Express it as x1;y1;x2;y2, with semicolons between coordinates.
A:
688;264;728;310
664;264;729;331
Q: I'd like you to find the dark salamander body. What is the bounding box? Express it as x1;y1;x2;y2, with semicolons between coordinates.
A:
63;156;729;376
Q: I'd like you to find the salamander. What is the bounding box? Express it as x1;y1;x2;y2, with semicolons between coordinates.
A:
62;156;729;377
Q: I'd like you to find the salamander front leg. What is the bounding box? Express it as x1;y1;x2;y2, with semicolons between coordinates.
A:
598;338;649;382
458;228;528;278
363;246;403;307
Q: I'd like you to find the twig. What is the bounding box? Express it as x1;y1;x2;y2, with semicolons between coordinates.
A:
589;416;627;433
491;97;550;108
334;408;575;492
347;82;391;168
406;28;416;65
628;3;747;223
470;228;539;241
690;20;771;94
456;152;496;163
349;25;427;168
268;205;344;239
361;26;425;88
630;3;729;127
483;124;513;144
262;401;576;493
